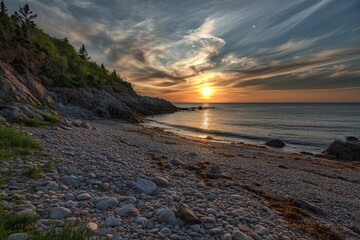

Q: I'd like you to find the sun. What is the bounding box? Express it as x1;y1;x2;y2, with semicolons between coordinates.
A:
202;87;212;97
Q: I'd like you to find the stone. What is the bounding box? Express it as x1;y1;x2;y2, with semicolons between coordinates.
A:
209;165;221;175
135;216;149;227
206;208;217;215
170;159;185;166
209;227;223;234
292;199;327;215
176;202;200;223
16;209;37;216
66;165;77;175
61;175;82;188
346;136;358;142
255;225;269;236
189;224;201;232
35;181;59;192
87;222;99;231
80;121;92;130
95;197;119;210
105;216;121;227
76;193;91;201
232;231;254;240
222;233;232;240
230;194;241;200
7;233;28;240
325;140;360;161
266;139;285;148
101;182;110;191
49;207;71;220
115;204;139;217
157;208;178;225
150;176;170;187
160;227;172;235
135;179;157;195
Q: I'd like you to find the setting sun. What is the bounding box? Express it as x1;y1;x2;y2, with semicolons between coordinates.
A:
202;87;212;97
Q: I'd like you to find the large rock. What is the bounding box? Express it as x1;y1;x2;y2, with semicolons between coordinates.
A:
115;204;139;217
265;139;285;148
176;202;200;223
292;199;327;216
325;140;360;161
49;207;71;219
150;176;170;187
135;179;157;195
0;61;53;106
157;208;178;225
0;102;53;123
61;176;82;188
7;233;29;240
95;197;119;210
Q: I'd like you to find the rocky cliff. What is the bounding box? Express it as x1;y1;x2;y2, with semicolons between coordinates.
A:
0;60;178;123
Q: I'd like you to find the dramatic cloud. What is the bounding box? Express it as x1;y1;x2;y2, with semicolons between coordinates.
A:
6;0;360;101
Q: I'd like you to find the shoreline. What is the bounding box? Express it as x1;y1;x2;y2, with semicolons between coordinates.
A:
1;118;359;239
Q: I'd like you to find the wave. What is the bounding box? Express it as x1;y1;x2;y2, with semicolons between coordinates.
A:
146;119;321;147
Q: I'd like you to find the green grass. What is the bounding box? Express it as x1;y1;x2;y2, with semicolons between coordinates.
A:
0;204;91;240
22;167;42;179
22;118;49;127
33;222;91;240
42;114;60;124
0;124;40;162
0;204;38;239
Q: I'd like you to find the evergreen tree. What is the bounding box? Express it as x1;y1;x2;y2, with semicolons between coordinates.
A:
100;63;106;71
78;44;90;60
18;3;37;28
0;1;7;16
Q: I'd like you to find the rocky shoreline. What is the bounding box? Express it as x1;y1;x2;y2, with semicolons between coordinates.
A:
1;118;359;239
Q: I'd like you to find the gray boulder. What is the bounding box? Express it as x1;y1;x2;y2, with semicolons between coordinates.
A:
265;139;285;148
61;176;82;188
157;208;178;225
7;233;29;240
135;179;157;195
325;140;360;161
49;207;71;219
95;197;119;210
115;204;139;217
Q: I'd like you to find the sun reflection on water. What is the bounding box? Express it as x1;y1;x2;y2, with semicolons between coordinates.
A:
202;110;209;129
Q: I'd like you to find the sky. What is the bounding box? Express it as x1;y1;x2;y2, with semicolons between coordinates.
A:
7;0;360;102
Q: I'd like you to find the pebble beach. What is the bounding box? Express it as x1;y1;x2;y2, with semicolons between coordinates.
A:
1;119;359;240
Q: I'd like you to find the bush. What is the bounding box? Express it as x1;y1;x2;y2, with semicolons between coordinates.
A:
22;166;42;179
22;118;48;127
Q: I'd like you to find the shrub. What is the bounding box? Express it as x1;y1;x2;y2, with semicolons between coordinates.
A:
22;166;42;179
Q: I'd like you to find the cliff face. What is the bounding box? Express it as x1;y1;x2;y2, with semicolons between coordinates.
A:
0;60;178;123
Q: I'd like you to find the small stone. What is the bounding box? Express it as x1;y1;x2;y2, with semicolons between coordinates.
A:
232;231;254;240
66;165;77;175
255;225;269;236
49;207;71;220
209;165;221;175
150;176;170;187
105;216;121;227
230;194;241;200
157;208;178;225
61;175;82;188
35;181;60;192
222;233;232;240
95;197;118;210
160;227;172;235
76;193;91;201
170;159;186;166
115;204;139;217
87;222;98;231
189;224;201;232
135;179;157;195
135;216;149;227
80;121;92;130
209;227;223;234
101;182;110;191
16;209;37;216
206;208;217;215
7;233;28;240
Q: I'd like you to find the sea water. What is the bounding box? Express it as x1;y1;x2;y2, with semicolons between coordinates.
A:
145;103;360;154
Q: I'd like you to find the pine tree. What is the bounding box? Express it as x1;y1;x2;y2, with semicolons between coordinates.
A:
0;1;7;16
78;44;91;60
18;3;37;28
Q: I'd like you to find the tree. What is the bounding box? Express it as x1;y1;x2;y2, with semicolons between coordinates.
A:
0;1;7;16
78;44;90;60
18;3;37;29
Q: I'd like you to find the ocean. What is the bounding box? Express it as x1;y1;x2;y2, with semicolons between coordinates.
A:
145;103;360;154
